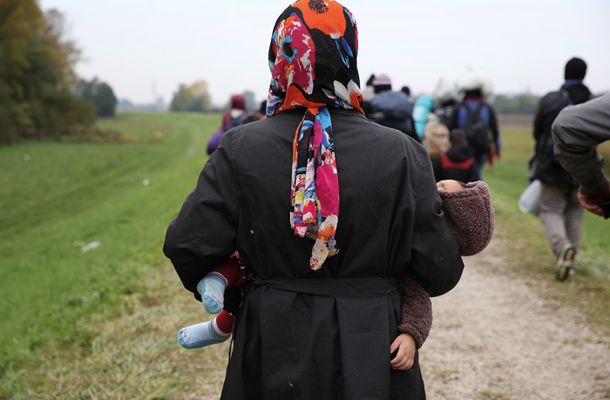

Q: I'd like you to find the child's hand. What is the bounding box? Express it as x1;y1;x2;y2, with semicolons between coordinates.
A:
437;179;465;192
390;333;416;370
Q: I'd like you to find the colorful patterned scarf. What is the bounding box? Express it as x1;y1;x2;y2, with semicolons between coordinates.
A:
267;0;364;270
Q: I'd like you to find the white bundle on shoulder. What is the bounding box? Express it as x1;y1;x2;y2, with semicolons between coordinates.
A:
433;77;459;105
456;67;493;98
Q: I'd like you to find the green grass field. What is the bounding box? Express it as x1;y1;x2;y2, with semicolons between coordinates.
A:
0;113;223;398
0;113;609;399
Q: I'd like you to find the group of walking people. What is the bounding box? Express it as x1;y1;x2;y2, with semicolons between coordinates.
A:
163;1;609;398
362;70;501;184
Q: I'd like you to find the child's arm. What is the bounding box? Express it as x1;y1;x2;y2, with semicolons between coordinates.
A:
391;275;432;370
396;275;432;350
391;180;494;369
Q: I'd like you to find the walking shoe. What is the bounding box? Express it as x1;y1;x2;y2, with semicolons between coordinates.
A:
555;244;576;281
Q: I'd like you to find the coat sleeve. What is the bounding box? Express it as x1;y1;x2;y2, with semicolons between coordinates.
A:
488;105;500;151
163;137;240;299
439;181;494;257
406;146;464;297
552;93;610;196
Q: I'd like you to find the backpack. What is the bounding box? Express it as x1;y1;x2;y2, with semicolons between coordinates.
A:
226;112;245;131
536;90;573;166
207;112;245;155
370;91;416;138
463;102;490;156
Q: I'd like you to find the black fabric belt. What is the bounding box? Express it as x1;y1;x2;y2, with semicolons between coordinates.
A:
251;277;402;298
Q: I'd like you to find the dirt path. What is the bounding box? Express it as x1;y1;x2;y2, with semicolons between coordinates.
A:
421;240;610;400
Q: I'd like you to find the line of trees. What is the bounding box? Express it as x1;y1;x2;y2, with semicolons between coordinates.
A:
170;80;212;112
0;0;117;144
488;94;541;114
169;80;262;114
74;78;118;118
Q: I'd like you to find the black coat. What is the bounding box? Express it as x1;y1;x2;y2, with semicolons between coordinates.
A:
531;83;591;186
164;108;464;400
436;144;480;183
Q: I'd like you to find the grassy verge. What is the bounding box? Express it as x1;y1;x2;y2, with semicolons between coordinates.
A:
0;114;609;399
0;112;224;398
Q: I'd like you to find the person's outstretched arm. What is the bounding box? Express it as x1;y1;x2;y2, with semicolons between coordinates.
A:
552;93;610;216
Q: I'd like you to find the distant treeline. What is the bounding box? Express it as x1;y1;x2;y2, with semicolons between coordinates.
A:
168;80;260;113
487;94;540;114
0;0;117;145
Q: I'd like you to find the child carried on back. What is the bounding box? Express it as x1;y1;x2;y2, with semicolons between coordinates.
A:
178;180;494;365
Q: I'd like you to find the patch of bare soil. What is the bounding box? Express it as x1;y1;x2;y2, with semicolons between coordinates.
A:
421;240;610;400
497;114;534;128
498;114;534;127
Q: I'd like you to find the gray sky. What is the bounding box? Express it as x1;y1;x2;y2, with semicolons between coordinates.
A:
40;0;610;106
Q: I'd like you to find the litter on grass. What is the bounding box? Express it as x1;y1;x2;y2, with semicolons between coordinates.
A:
81;241;103;252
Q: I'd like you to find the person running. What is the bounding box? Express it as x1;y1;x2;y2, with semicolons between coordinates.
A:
529;57;593;280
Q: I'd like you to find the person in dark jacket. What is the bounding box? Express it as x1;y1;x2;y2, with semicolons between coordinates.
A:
207;94;247;154
530;57;593;281
435;129;479;183
367;74;419;142
448;88;501;180
163;1;464;399
552;93;610;218
221;94;247;131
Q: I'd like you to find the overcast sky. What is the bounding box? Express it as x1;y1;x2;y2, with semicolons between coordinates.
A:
40;0;610;106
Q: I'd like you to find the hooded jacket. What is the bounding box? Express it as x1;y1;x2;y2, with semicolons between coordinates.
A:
436;144;480;183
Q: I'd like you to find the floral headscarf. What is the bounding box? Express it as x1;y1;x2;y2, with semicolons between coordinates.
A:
267;0;364;270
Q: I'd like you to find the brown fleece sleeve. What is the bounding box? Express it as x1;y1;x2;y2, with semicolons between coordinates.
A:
398;181;494;349
438;180;495;256
398;275;433;349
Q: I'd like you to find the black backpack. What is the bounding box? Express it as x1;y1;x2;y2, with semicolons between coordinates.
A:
538;90;574;164
463;103;491;156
